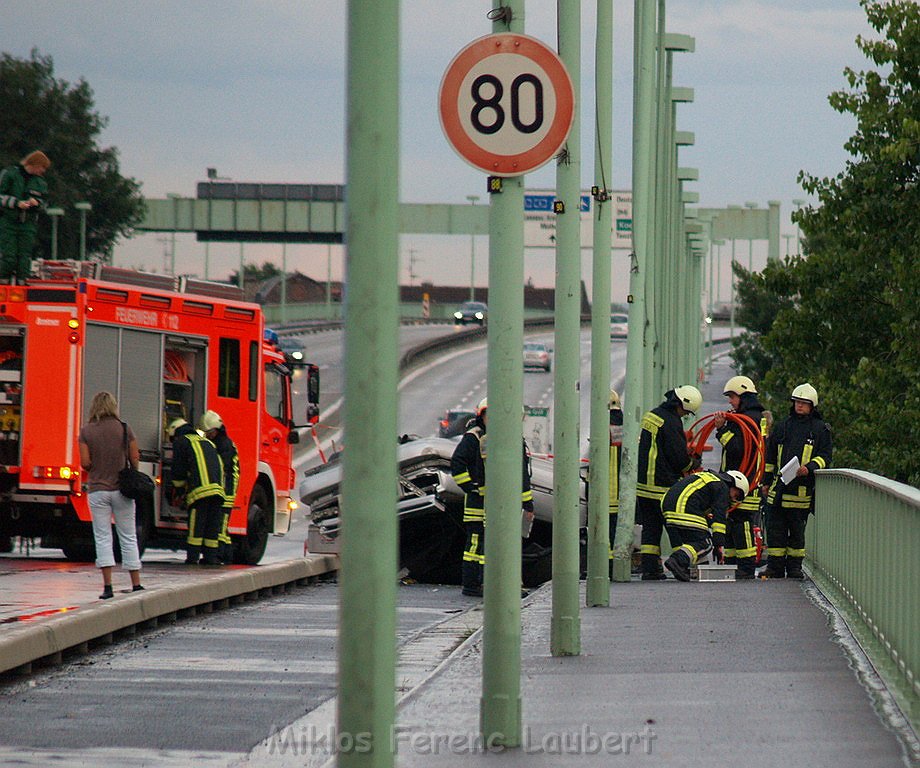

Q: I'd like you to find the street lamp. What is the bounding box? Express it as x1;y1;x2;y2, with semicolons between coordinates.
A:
466;195;479;301
46;207;64;260
792;198;805;255
744;202;758;270
74;202;92;261
782;233;793;255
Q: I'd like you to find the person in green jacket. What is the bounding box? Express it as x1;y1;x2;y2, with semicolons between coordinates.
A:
0;151;51;281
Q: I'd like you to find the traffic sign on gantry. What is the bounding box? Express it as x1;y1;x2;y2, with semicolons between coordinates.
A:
439;33;575;177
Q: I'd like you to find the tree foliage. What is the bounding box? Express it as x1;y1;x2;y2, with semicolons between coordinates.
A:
733;0;920;486
0;49;145;261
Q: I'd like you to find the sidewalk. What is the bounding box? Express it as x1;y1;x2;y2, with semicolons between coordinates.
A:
392;579;912;767
385;359;915;767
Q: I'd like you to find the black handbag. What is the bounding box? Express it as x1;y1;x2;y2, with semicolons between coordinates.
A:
118;422;155;500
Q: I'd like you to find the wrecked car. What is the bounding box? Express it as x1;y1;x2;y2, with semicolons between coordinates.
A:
299;436;589;587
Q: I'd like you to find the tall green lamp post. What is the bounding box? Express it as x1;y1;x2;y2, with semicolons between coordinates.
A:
74;202;92;261
47;207;64;260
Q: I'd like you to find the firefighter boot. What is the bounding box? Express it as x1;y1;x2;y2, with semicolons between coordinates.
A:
640;552;666;580
185;545;201;565
765;554;786;579
735;557;756;580
664;551;691;582
786;556;805;580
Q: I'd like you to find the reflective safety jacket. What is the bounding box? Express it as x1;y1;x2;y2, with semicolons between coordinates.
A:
661;471;729;538
609;412;623;514
763;407;832;512
451;419;533;524
717;392;767;513
211;427;240;509
636;400;693;501
0;164;47;228
171;424;225;505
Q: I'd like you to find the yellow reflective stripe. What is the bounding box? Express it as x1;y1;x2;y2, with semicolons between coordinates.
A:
609;447;619;509
787;547;806;557
641;412;663;488
737;495;760;511
673;474;714;517
711;522;726;534
724;548;737;557
744;522;753;552
802;444;814;467
521;490;533;502
637;484;668;499
678;544;699;564
767;547;786;556
664;516;709;531
812;456;827;469
719;432;733;447
453;471;472;485
735;546;757;558
203;538;220;547
640;544;661;555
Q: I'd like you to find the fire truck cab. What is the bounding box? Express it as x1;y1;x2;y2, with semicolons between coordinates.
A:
0;260;319;564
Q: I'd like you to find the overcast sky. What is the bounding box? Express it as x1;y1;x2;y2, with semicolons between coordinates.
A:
1;1;870;299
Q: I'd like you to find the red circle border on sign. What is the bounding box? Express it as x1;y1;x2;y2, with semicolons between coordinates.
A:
439;33;575;177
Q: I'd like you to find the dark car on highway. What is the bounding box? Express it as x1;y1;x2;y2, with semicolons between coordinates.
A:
437;409;475;438
453;301;488;326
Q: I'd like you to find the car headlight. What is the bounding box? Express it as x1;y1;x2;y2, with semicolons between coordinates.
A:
475;312;484;320
454;312;463;320
292;350;304;360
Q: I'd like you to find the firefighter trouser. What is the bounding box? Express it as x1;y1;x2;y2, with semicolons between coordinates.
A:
766;504;809;577
218;506;233;563
462;521;484;593
637;496;665;575
0;223;36;280
725;510;758;577
187;496;223;564
665;525;713;568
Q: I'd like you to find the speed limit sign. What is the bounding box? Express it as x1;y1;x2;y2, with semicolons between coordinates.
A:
439;33;575;177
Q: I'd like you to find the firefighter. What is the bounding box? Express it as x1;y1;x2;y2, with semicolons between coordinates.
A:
450;397;534;597
168;418;225;566
760;383;832;579
663;470;749;582
0;151;50;282
200;410;239;564
608;390;623;575
636;385;701;580
714;375;767;579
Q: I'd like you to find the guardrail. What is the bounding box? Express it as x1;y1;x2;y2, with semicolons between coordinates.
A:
807;469;919;729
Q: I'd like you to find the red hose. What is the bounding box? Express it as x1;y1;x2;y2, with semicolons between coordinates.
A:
686;411;767;506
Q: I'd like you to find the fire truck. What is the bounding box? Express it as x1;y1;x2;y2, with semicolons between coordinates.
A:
0;260;319;564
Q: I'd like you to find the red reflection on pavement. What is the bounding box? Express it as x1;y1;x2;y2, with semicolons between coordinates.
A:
0;606;80;624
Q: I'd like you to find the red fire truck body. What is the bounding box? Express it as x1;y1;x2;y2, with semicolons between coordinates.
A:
0;261;317;564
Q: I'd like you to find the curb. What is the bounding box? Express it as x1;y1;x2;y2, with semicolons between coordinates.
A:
0;554;339;677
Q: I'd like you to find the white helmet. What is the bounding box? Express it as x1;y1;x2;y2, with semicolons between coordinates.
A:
200;409;223;432
476;397;488;415
674;385;702;415
723;375;757;396
791;382;818;407
608;390;622;410
724;470;750;496
167;418;187;438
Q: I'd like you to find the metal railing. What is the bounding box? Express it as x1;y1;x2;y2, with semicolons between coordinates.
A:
807;469;920;727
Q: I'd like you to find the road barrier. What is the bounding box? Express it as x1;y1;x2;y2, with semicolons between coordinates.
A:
808;469;919;729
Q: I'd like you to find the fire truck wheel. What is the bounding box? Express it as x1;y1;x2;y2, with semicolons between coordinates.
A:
62;533;96;563
234;484;271;565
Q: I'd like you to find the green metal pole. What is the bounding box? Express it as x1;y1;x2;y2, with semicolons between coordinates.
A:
650;0;668;400
586;0;613;608
481;0;526;748
281;243;288;325
238;243;244;290
613;0;656;582
551;0;582;658
338;3;399;766
326;243;333;320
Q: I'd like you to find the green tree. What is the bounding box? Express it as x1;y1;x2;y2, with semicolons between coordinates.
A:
228;261;283;288
738;0;920;485
0;49;145;262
